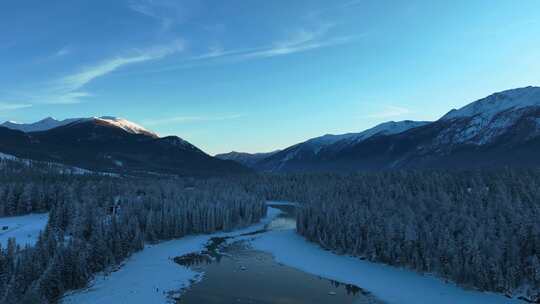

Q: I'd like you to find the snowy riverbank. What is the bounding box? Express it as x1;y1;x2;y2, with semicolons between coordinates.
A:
0;213;49;247
62;203;524;304
62;207;282;304
250;228;523;304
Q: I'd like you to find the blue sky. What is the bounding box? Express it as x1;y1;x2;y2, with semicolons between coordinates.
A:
1;0;539;154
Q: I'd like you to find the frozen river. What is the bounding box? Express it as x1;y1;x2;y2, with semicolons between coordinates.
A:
175;204;380;304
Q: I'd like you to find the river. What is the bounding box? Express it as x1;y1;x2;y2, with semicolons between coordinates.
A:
174;204;382;304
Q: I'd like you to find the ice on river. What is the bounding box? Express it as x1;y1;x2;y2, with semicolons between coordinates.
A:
61;208;282;304
250;222;523;304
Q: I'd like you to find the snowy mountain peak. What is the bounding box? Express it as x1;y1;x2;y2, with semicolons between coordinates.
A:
1;117;83;133
93;116;158;137
441;86;540;121
283;120;430;159
1;116;158;137
346;120;430;143
306;120;430;149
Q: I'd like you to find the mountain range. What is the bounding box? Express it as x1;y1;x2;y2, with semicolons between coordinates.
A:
217;86;540;172
0;116;249;176
2;86;539;176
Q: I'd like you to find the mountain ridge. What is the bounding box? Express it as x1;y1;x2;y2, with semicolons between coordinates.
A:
1;116;159;138
222;86;540;172
0;117;250;176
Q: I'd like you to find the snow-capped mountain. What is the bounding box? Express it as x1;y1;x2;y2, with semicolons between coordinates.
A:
436;86;540;146
442;86;540;121
224;86;540;172
0;116;249;176
94;116;158;137
1;117;82;133
1;116;158;137
346;120;430;143
253;120;430;172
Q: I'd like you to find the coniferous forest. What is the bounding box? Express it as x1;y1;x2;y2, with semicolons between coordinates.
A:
240;170;540;301
0;160;266;303
1;159;539;302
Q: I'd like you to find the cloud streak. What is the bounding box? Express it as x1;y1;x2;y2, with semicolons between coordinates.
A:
57;40;184;103
7;40;184;105
129;0;188;31
55;47;71;57
143;114;244;126
0;102;32;112
144;25;358;73
207;24;351;61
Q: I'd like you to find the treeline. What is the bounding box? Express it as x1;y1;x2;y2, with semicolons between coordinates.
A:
0;175;265;303
0;159;120;216
240;170;540;302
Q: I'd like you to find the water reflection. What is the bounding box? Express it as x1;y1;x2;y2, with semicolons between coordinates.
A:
173;204;382;304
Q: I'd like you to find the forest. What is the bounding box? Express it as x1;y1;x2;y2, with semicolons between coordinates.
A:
1;159;539;302
240;170;540;302
0;160;266;303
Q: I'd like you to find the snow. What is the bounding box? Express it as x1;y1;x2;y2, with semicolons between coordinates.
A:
433;86;540;145
288;120;430;158
95;116;158;137
61;208;282;304
310;120;429;147
435;87;540;145
0;152;18;161
62;204;523;304
345;120;430;143
441;86;540;121
1;116;158;137
1;117;83;132
0;152;117;176
268;120;430;171
248;226;523;304
0;213;49;248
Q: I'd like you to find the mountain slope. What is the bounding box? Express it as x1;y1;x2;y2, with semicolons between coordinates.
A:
0;117;249;176
1;117;82;132
226;86;540;172
254;120;430;172
215;151;280;168
1;116;159;137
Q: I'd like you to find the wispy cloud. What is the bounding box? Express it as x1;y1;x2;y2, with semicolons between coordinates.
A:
143;114;244;126
367;105;411;119
55;46;71;57
129;0;187;31
8;40;184;105
238;35;353;60
144;25;358;73
0;102;32;112
213;24;350;61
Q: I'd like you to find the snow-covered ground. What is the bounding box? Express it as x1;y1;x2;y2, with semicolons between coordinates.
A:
249;228;523;304
0;213;49;247
62;208;282;304
62;205;524;304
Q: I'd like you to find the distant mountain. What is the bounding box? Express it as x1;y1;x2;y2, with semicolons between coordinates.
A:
2;116;159;137
253;120;430;172
2;117;82;133
0;117;249;176
224;86;540;172
215;150;280;168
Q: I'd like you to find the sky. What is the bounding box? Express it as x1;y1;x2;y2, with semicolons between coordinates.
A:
1;0;540;155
